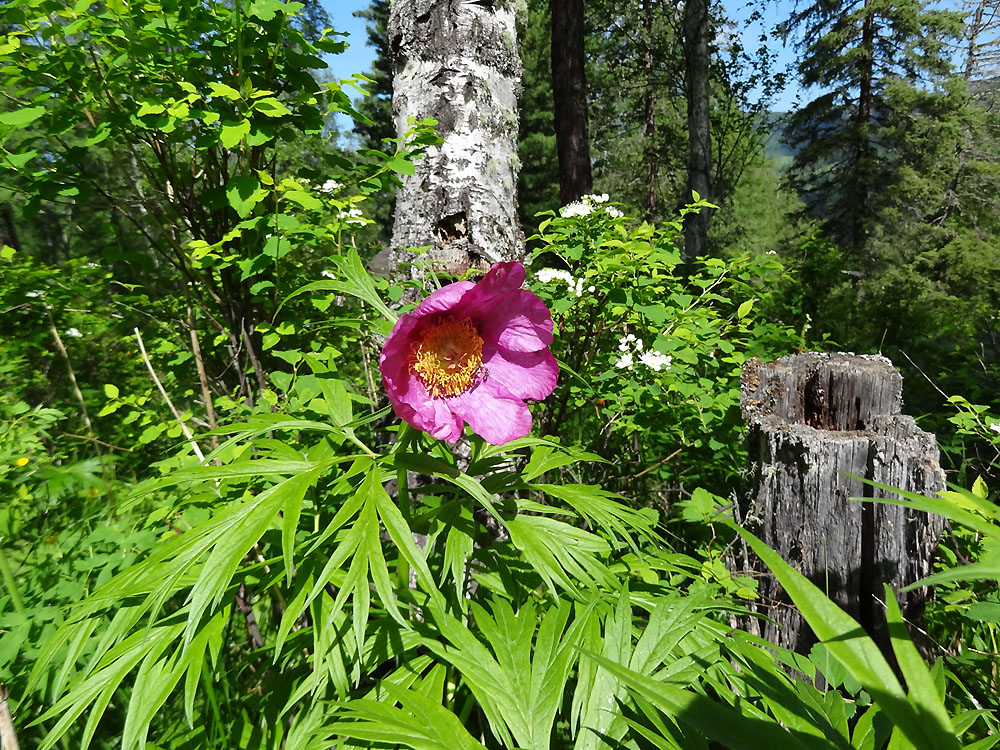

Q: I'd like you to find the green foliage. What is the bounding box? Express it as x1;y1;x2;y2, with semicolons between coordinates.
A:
351;0;397;243
782;0;964;262
516;0;559;234
2;2;999;749
528;195;803;497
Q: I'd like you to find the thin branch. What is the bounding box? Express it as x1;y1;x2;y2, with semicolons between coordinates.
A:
0;684;20;750
134;327;206;463
49;315;116;508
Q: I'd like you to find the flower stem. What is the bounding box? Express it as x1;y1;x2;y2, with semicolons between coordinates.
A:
0;545;25;616
394;425;415;596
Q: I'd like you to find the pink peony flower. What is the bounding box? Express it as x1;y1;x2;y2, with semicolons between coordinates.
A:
379;261;558;445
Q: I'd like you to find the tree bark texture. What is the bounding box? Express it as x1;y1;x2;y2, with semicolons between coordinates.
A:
851;0;876;261
551;0;593;205
387;0;523;277
682;0;713;258
736;353;946;657
0;203;20;253
643;0;657;217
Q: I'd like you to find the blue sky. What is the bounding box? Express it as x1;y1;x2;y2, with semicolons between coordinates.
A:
319;0;804;113
321;2;375;83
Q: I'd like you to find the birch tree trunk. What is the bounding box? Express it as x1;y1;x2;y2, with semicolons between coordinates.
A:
386;0;524;278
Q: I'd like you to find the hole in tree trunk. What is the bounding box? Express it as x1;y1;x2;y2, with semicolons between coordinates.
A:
438;211;467;245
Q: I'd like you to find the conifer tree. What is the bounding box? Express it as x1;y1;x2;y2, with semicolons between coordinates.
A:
354;0;396;242
517;0;560;230
782;0;962;264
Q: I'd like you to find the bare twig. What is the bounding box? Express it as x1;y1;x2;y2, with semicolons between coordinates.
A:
900;350;953;405
631;447;683;481
0;683;20;750
235;582;265;651
49;316;116;508
134;327;205;463
186;298;219;453
61;433;133;452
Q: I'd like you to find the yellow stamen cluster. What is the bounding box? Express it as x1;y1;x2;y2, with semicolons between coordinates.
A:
410;317;484;398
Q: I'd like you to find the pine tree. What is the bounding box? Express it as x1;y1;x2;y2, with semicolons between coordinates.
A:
353;0;396;243
782;0;963;264
517;0;560;230
353;0;394;152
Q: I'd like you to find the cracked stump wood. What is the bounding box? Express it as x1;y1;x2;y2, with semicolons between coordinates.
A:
737;352;945;655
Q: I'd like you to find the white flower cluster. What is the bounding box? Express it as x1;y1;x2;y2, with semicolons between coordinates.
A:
614;333;672;372
560;202;592;218
64;327;83;338
559;193;625;220
319;179;343;194
338;207;366;225
536;268;595;298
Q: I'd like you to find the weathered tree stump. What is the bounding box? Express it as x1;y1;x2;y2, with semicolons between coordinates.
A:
737;352;946;656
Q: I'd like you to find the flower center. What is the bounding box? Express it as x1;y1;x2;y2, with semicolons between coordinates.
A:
410;317;484;398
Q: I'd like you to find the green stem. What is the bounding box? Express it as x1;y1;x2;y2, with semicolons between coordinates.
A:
200;660;224;744
0;545;25;616
394;425;415;596
2;543;72;750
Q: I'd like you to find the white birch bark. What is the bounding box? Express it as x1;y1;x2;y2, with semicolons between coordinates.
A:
387;0;523;277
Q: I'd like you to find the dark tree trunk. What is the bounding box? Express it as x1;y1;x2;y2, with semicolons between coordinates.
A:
551;0;593;205
0;203;20;253
643;0;657;217
851;0;876;260
736;353;946;658
683;0;712;258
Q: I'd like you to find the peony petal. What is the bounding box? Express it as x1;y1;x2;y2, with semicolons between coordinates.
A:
379;315;419;394
378;260;557;445
449;379;533;445
392;374;464;442
450;262;525;320
448;381;531;445
477;289;554;352
483;346;558;400
411;280;475;319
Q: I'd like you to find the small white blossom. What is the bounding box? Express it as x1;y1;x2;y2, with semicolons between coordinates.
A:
84;262;100;269
990;422;1000;434
574;278;586;297
588;285;596;293
635;338;644;351
639;351;672;372
560;201;592;218
765;250;777;256
615;352;634;370
64;327;83;338
537;268;575;286
338;207;366;225
321;270;336;280
590;193;610;203
26;290;44;298
319;179;343;194
605;206;624;219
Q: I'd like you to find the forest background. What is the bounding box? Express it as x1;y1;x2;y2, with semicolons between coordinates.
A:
3;0;1000;747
